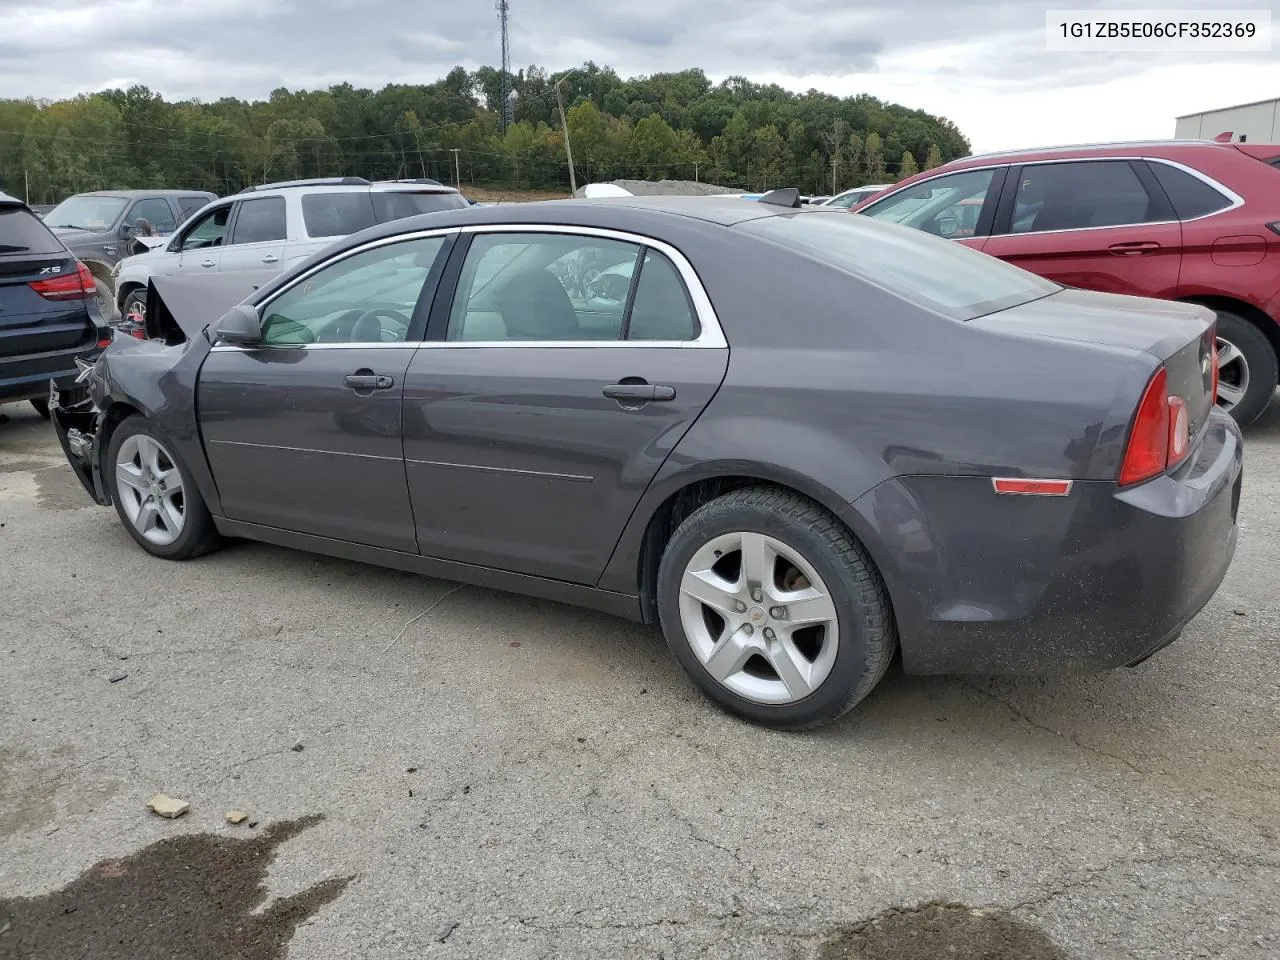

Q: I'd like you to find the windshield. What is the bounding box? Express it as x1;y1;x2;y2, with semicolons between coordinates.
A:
43;195;129;231
740;211;1060;320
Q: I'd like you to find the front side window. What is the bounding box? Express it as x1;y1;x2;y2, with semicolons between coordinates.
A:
742;212;1059;321
179;205;231;251
127;198;177;233
302;192;376;238
858;169;994;238
43;195;129;231
230;196;287;244
260;236;446;345
1008;160;1159;233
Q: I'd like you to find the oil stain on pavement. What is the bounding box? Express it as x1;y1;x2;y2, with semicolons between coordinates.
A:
0;814;350;960
820;902;1069;960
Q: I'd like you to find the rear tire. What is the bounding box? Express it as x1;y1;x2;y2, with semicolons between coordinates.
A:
105;416;221;561
29;398;50;419
656;486;896;730
1214;310;1277;426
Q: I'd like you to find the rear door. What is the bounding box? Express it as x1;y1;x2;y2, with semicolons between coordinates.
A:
982;159;1183;297
218;195;288;273
0;205;91;374
402;227;730;585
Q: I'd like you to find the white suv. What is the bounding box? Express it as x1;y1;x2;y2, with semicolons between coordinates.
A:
111;177;468;320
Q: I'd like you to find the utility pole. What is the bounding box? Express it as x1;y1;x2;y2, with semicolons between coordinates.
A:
553;70;577;195
24;167;29;204
694;161;699;182
449;148;462;188
496;0;512;132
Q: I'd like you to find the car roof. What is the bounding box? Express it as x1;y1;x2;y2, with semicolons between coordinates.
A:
0;190;23;207
938;139;1273;169
68;189;216;199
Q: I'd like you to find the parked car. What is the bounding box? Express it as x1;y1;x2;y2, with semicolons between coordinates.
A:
50;191;1239;729
0;191;112;418
821;184;891;209
807;195;831;205
41;190;217;316
30;203;56;218
111;177;469;325
853;138;1280;424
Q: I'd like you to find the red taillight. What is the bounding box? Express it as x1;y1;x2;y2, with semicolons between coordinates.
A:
97;337;112;348
29;262;96;301
1119;366;1193;486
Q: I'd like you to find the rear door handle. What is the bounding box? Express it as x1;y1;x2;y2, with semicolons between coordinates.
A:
1108;241;1160;256
201;259;216;268
261;255;279;264
344;372;395;392
602;383;676;402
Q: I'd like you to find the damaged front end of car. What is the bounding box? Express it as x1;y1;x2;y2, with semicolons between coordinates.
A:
49;355;112;506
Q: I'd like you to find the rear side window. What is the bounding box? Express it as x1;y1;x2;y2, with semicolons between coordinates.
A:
231;196;287;244
372;191;469;222
1009;161;1159;233
0;206;66;254
302;192;376;238
1148;162;1234;219
627;250;699;341
742;212;1059;321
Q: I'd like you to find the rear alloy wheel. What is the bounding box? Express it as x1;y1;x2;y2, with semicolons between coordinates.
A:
106;417;221;560
657;487;896;730
1213;310;1278;426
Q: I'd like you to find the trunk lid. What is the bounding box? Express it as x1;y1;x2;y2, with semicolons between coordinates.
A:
970;287;1217;439
0;205;93;358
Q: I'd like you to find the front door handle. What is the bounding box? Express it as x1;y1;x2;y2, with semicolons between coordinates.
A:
344;371;395;393
201;259;216;268
261;255;280;264
1108;241;1160;256
602;382;676;402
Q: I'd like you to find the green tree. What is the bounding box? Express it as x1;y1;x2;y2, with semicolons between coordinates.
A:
863;132;886;184
925;142;943;169
899;150;918;179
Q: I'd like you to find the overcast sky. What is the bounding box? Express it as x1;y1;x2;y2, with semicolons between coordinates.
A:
1;0;1277;151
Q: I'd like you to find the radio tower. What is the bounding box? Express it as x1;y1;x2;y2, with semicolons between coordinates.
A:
497;0;512;132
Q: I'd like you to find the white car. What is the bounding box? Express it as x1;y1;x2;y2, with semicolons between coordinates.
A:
111;177;468;322
819;184;892;209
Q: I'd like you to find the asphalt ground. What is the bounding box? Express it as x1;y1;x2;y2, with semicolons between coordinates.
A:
1;396;1278;959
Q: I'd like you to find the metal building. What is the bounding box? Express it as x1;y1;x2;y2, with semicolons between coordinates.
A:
1175;97;1280;143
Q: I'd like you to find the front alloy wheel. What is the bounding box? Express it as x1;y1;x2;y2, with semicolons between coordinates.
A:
115;433;185;546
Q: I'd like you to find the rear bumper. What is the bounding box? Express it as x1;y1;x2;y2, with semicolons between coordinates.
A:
845;409;1243;675
0;339;107;404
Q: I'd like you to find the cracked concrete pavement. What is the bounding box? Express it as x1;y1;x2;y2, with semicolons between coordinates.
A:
2;396;1279;959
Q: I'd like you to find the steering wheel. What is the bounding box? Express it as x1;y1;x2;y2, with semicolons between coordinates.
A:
352;308;412;343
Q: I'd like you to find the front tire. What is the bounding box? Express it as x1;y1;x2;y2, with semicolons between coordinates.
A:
106;416;221;560
1214;310;1277;426
656;487;896;730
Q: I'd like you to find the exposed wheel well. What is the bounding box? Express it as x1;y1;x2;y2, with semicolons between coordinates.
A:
635;476;871;625
1179;295;1280;358
116;281;145;312
99;401;141;474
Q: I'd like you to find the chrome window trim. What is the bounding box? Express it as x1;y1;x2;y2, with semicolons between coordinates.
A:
212;223;727;352
862;155;1244;239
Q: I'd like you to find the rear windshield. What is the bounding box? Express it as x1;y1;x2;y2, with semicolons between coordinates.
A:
302;192;376;238
740;211;1059;320
0;205;66;254
372;190;468;222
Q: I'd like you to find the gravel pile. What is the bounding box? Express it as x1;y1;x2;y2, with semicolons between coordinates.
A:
573;179;739;197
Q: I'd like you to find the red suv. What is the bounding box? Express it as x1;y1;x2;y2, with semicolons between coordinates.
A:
854;139;1280;424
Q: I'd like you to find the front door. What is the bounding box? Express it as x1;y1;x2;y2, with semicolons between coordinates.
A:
982;159;1183;297
218;195;288;274
403;229;729;585
197;233;452;551
175;204;233;275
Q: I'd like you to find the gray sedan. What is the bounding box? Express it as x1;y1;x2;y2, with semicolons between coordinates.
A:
49;191;1242;729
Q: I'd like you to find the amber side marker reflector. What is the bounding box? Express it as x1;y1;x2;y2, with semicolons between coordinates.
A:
991;478;1073;496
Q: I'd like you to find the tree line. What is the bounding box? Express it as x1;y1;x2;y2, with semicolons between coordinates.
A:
0;63;970;203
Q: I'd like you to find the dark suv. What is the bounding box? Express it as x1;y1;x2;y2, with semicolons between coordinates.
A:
854;139;1280;424
0;192;112;418
41;189;216;316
